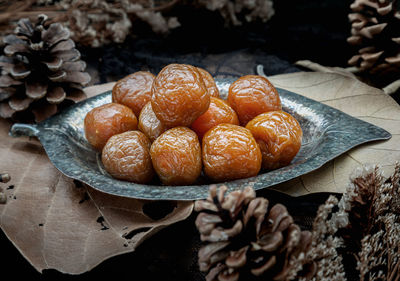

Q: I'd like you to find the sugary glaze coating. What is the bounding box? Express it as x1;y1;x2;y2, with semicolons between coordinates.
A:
84;103;137;151
151;64;210;127
150;127;202;185
196;67;220;98
102;131;154;183
228;75;282;125
112;71;155;117
191;97;239;140
138;102;168;142
202;123;262;182
246;111;302;170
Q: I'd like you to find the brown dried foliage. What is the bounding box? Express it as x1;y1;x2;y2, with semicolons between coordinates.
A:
305;164;400;281
0;0;181;47
0;0;275;47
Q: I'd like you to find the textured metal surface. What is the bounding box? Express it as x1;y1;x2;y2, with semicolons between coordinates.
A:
9;76;391;200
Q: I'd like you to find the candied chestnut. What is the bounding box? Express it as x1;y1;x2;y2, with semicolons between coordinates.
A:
151;64;210;127
191;97;239;140
150;127;202;185
112;71;155;117
246;111;302;170
228;75;282;125
202;123;262;182
138;101;168;142
196;67;220;98
84;103;137;151
102;131;154;183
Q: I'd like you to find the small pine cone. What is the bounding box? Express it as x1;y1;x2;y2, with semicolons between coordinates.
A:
195;185;314;281
335;165;385;252
347;0;400;81
0;14;90;122
0;173;10;183
0;172;9;204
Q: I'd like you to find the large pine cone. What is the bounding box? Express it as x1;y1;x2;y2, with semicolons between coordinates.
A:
0;14;90;122
195;185;314;281
347;0;400;82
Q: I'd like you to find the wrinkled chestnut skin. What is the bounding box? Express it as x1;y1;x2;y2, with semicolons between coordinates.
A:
84;103;137;151
191;97;239;140
196;67;220;98
202;123;262;182
151;64;210;127
112;71;155;117
246;111;302;170
102;131;154;183
150;127;202;185
138;102;168;142
228;75;282;125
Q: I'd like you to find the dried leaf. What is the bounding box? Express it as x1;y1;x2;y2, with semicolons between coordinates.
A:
0;82;193;274
269;72;400;196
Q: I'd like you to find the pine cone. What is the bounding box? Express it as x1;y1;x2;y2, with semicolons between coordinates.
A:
0;173;10;183
336;165;381;247
308;164;400;280
0;173;9;204
195;185;314;281
0;14;90;122
347;0;400;82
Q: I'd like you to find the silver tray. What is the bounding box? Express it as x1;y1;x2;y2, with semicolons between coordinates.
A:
9;76;391;200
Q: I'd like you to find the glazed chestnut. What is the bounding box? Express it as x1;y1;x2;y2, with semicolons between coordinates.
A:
191;97;239;141
246;111;302;170
228;75;282;125
84;103;137;151
196;67;220;98
102;131;154;183
151;64;210;127
138;102;168;142
202;123;262;182
150;127;202;185
112;71;155;117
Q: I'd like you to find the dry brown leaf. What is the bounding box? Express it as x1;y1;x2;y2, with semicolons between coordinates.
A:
269;71;400;196
0;82;193;274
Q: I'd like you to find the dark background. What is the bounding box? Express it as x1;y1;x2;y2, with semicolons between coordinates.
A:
83;0;354;83
0;0;374;280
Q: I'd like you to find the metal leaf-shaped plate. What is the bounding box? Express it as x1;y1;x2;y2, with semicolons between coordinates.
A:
9;76;391;200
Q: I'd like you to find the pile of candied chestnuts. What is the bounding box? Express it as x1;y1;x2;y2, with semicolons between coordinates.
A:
84;63;302;186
